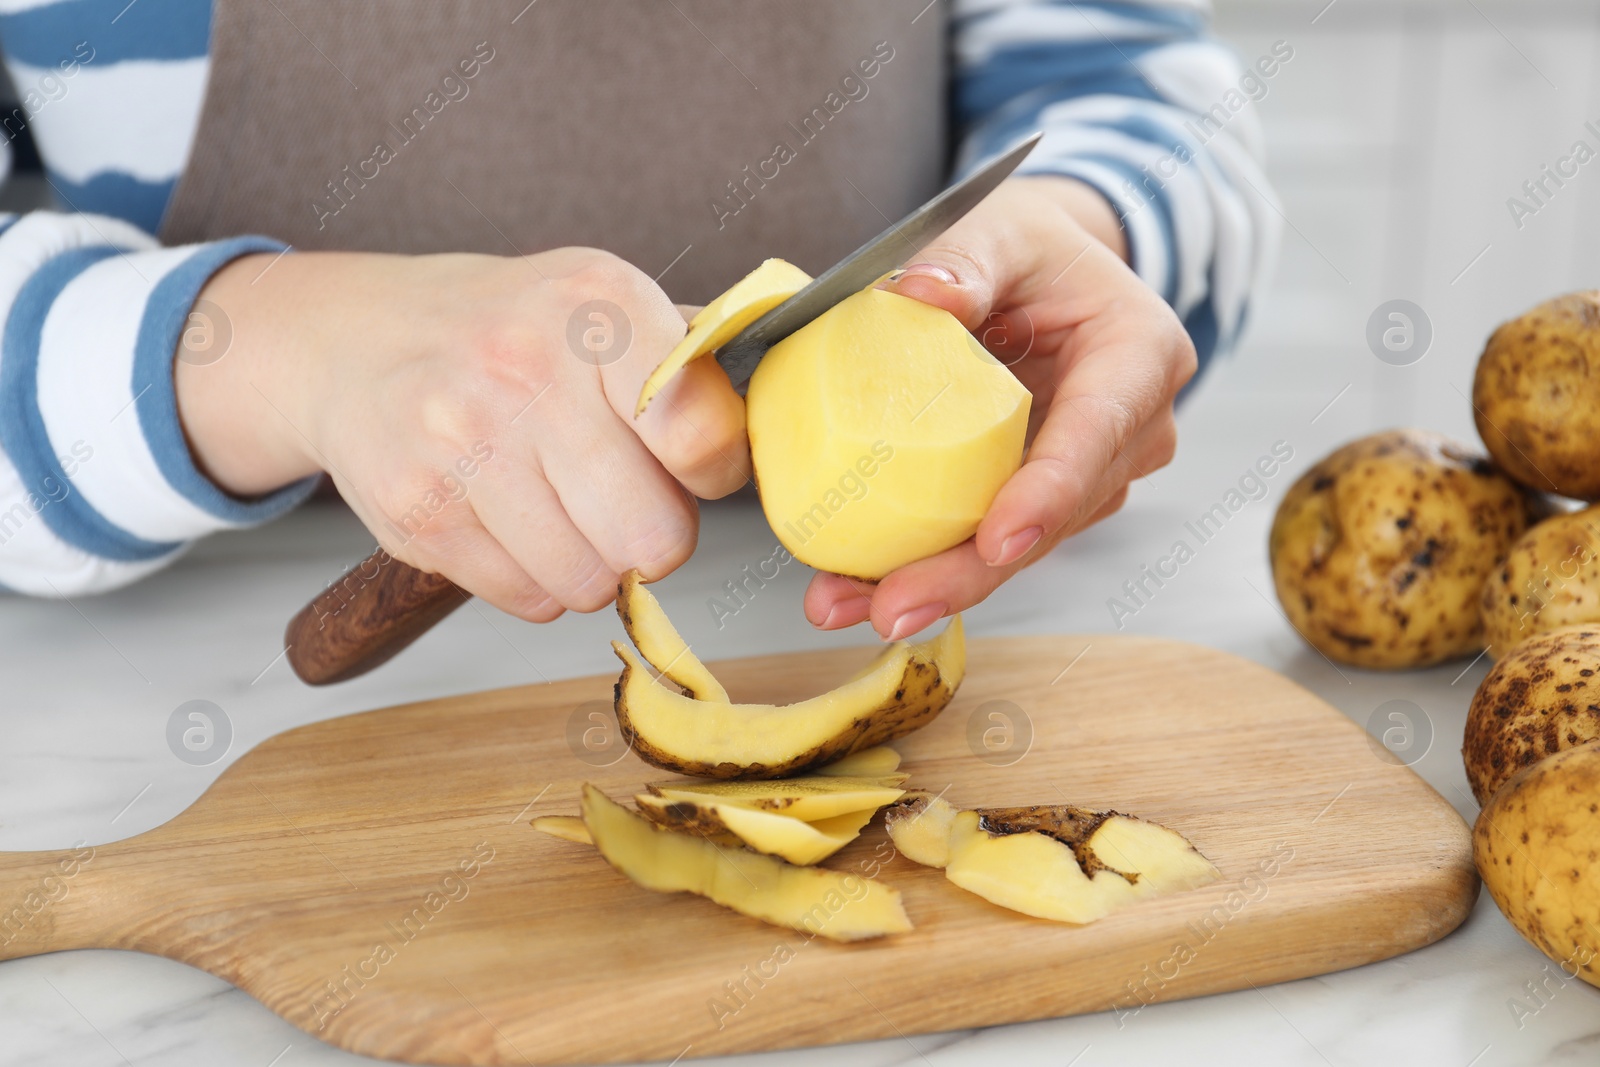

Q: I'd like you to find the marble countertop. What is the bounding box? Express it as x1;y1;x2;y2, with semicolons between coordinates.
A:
3;339;1598;1067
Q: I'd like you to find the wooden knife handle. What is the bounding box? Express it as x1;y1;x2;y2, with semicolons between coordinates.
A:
285;549;468;685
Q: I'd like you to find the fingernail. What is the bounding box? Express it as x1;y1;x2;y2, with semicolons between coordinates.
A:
989;526;1043;567
885;602;948;642
818;599;869;630
898;263;958;285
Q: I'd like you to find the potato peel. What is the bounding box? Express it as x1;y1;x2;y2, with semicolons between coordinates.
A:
616;571;728;701
613;616;964;779
648;775;906;821
580;784;911;941
885;794;1217;924
634;793;875;865
531;814;592;845
634;258;811;416
816;746;902;777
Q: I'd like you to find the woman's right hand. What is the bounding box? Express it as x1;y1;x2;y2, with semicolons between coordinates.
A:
174;247;748;620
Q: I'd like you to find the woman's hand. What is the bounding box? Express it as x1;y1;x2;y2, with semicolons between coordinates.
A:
175;247;747;621
805;176;1198;639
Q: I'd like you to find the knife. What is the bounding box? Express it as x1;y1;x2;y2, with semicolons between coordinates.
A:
718;131;1041;390
285;132;1042;685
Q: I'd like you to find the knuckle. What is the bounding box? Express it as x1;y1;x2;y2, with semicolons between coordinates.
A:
1147;414;1179;470
370;529;427;571
367;484;412;531
1110;392;1145;443
1171;333;1199;389
418;389;491;451
511;585;564;623
379;469;476;540
554;556;621;613
373;480;434;531
465;320;561;405
1031;454;1085;507
398;520;464;567
694;465;749;501
562;248;652;304
553;250;678;369
624;500;698;576
662;409;742;481
1081;391;1142;452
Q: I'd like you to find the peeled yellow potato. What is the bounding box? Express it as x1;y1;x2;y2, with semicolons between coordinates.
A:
746;286;1030;580
632;262;1029;580
1474;744;1600;987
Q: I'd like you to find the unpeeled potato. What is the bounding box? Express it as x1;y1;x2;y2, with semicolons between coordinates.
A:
1269;429;1544;668
1473;743;1600;988
1481;505;1600;657
1462;623;1600;804
1472;291;1600;501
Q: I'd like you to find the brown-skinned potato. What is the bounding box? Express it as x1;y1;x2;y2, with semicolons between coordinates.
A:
1269;429;1545;668
1472;291;1600;501
1463;624;1600;804
1480;505;1600;657
1473;744;1600;988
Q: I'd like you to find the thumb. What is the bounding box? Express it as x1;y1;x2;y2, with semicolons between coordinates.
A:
884;254;997;333
882;183;1059;334
883;188;1048;333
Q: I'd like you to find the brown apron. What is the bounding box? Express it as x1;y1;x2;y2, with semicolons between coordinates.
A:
160;0;947;304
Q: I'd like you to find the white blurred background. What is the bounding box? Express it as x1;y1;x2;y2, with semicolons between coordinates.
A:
1209;0;1599;445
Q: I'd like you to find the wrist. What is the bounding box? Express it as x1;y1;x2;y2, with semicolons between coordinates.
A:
173;252;326;496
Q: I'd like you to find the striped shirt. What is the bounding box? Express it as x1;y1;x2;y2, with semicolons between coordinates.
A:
0;0;1277;595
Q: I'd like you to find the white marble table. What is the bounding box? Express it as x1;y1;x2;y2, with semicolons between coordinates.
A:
2;325;1597;1066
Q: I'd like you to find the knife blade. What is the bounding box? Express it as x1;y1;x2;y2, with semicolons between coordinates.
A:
715;130;1042;392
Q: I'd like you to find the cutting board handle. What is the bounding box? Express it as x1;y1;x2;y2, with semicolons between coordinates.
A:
285;549;468;686
0;843;116;961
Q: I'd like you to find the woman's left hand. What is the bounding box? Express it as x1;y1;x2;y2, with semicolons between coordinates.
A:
804;175;1198;640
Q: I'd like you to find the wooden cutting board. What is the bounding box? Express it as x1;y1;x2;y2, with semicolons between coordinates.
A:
0;635;1475;1065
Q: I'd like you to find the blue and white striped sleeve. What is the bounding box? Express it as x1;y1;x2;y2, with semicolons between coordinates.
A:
0;0;319;596
951;0;1282;373
0;212;318;596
